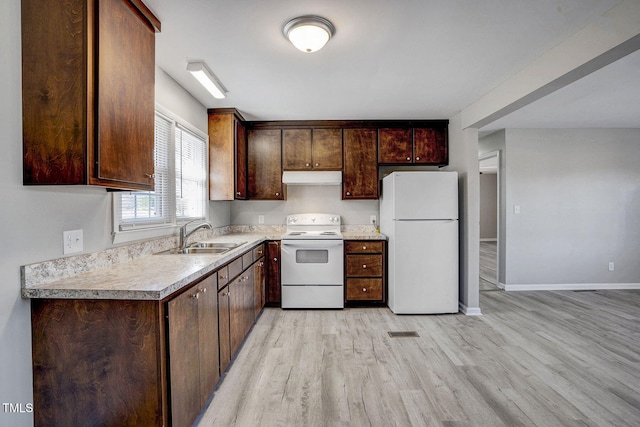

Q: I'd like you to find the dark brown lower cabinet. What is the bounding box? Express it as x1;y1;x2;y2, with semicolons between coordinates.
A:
30;243;267;427
167;272;219;427
266;241;281;306
31;298;165;427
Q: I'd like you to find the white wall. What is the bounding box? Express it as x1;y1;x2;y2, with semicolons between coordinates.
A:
0;3;209;422
231;185;378;226
481;128;640;289
479;173;497;240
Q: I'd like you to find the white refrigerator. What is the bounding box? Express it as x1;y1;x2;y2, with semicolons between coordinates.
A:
380;171;459;314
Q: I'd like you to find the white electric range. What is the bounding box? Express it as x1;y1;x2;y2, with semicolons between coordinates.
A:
280;213;344;309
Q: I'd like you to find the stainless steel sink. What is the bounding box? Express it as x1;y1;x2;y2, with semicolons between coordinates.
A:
154;241;247;255
155;247;230;255
188;241;247;249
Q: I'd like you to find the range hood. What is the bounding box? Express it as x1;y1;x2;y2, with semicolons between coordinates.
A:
282;171;342;185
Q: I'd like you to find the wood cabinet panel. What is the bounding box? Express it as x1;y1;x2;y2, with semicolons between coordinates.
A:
343;129;378;199
344;240;386;305
282;129;312;170
22;0;159;190
218;286;231;373
208;109;247;200
347;254;383;277
346;278;383;300
266;241;281;306
167;284;202;427
414;127;448;164
312;128;343;169
345;241;384;254
235;119;248;198
248;129;285;200
282;128;342;170
378;128;413;164
31;299;164;427
196;276;219;407
254;259;266;317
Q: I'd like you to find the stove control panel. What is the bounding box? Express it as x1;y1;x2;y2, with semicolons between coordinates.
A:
286;213;341;226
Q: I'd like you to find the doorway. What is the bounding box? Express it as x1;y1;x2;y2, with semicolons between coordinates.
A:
478;150;501;291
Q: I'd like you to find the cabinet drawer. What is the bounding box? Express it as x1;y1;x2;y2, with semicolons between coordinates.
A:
242;251;254;269
345;241;383;254
228;257;243;281
346;278;383;300
253;243;265;260
217;265;230;290
346;254;383;277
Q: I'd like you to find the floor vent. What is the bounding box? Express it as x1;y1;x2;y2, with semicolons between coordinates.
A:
388;331;419;338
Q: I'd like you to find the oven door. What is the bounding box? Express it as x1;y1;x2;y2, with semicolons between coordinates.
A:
281;239;344;286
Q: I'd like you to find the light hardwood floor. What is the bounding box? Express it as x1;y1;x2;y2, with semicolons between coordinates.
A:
198;287;640;426
479;241;499;291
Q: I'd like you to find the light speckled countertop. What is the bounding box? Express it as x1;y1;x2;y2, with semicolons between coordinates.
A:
21;227;386;301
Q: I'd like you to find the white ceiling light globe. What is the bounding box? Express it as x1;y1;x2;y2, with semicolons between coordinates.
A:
283;16;335;53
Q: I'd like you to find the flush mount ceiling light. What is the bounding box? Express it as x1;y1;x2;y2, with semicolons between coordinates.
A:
186;61;227;99
283;15;335;53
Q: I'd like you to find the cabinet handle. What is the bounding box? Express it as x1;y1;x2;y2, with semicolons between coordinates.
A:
362;245;367;250
362;264;367;269
192;290;200;299
346;191;351;196
305;163;310;167
237;192;241;196
259;261;264;267
273;257;278;262
415;156;420;161
202;287;207;293
362;288;367;292
145;173;155;179
275;192;280;197
315;163;319;167
406;157;411;161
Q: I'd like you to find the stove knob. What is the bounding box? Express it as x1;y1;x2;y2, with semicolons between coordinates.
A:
311;217;316;222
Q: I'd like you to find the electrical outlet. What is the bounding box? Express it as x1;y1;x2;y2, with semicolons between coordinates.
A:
608;262;615;271
63;229;83;255
258;215;264;224
370;215;377;225
514;205;521;214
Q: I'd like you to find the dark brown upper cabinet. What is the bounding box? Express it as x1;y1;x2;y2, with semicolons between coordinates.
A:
378;126;448;165
248;129;285;200
343;129;378;200
282;128;343;170
208;109;248;200
21;0;160;190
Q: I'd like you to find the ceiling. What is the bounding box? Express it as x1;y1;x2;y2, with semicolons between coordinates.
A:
144;0;640;132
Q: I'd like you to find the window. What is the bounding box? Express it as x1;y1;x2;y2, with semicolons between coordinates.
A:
113;110;207;241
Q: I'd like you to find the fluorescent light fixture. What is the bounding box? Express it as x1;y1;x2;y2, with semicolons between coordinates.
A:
283;15;335;53
186;61;227;99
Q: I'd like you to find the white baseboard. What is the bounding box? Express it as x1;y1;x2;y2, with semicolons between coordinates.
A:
480;238;497;242
459;302;482;316
500;282;640;291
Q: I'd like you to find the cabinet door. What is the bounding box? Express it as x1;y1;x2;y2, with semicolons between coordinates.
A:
414;127;448;165
283;129;312;170
93;0;155;190
254;259;266;318
343;129;378;199
378;128;413;164
167;285;201;427
209;113;235;200
235;119;248;199
266;241;281;305
312;128;343;170
248;129;285;199
218;286;231;373
196;274;219;406
229;276;245;356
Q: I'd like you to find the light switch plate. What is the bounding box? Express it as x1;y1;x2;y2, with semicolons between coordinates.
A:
63;229;83;255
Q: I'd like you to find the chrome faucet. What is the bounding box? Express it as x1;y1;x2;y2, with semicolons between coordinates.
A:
179;219;213;250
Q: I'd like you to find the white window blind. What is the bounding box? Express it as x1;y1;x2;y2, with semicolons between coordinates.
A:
115;111;207;233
